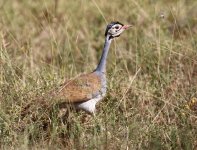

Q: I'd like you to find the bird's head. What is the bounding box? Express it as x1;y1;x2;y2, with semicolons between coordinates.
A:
105;21;132;40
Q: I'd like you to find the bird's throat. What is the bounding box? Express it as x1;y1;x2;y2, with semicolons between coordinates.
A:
96;36;112;73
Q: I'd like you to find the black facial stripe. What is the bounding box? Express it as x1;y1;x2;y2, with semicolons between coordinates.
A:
113;34;121;38
109;35;114;40
113;21;124;26
117;27;122;32
109;33;121;40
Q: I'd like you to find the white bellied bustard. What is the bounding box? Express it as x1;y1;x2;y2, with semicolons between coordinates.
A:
54;22;132;115
22;22;132;117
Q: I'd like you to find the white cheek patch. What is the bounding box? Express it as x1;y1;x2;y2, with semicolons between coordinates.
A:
109;29;116;34
111;29;124;37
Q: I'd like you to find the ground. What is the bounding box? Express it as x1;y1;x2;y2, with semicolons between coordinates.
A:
0;0;197;149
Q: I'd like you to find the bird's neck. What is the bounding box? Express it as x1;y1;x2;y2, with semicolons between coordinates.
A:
95;35;112;73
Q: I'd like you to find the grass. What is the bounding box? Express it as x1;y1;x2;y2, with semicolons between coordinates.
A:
0;0;197;149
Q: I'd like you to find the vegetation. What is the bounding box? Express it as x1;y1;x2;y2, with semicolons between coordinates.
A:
0;0;197;149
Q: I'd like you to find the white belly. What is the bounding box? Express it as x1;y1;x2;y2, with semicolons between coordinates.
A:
75;95;103;114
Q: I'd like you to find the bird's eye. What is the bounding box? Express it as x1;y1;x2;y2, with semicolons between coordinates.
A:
115;26;120;29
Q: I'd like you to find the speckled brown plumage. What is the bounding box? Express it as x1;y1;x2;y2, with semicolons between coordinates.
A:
54;72;102;103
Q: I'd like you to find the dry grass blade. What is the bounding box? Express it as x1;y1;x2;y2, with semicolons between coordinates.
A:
1;0;197;149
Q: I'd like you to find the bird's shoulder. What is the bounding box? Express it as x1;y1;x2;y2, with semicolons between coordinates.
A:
55;72;102;103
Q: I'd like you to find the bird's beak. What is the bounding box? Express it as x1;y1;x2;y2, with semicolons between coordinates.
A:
122;25;132;30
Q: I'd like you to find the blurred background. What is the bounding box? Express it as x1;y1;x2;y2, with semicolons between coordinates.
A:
0;0;197;149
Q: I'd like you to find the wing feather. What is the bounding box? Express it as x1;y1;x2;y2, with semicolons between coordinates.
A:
54;72;102;103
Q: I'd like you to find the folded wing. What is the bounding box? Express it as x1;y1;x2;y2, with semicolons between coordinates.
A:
54;72;102;103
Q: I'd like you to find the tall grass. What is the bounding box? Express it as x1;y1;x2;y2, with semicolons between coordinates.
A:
0;0;197;149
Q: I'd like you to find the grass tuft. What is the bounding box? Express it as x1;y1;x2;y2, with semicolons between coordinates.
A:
0;0;197;149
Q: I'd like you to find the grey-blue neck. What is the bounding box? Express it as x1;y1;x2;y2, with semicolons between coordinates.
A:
95;35;112;73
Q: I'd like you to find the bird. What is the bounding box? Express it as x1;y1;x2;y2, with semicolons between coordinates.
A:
21;22;132;119
52;21;132;115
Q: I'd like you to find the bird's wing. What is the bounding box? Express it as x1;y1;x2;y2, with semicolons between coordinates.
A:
53;72;102;103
